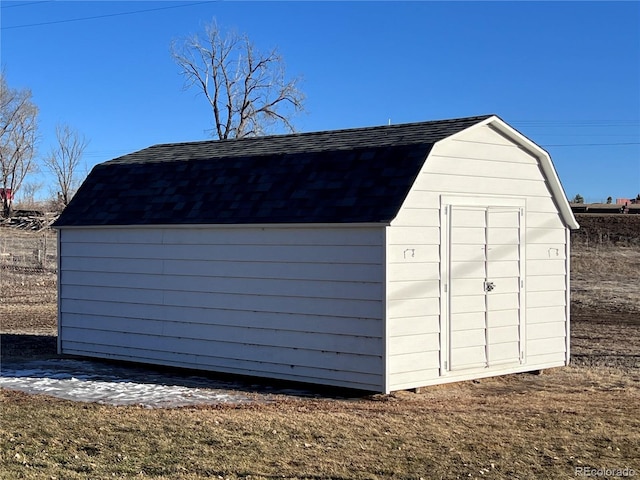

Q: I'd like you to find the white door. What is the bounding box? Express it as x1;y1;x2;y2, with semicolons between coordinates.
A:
442;199;525;372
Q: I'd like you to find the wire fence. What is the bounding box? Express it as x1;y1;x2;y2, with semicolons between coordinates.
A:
0;226;58;333
0;227;57;274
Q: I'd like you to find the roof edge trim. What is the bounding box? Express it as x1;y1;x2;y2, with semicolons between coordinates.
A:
478;116;579;230
53;222;392;230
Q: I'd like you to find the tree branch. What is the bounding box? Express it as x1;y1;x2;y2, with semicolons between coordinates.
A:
171;20;305;139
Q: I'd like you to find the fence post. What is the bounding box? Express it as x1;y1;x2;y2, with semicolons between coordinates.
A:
43;232;47;269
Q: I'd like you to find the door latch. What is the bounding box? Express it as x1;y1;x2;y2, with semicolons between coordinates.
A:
484;281;495;292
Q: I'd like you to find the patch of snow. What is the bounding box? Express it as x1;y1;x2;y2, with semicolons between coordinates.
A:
0;358;256;408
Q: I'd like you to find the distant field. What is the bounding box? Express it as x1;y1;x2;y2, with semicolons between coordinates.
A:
572;213;640;246
0;218;639;479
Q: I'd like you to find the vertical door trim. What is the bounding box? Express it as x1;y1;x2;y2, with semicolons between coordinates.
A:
439;204;450;375
484;207;491;368
440;195;527;375
518;205;527;364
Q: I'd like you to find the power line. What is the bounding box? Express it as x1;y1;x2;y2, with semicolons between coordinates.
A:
513;122;640;129
1;1;213;30
542;142;640;147
1;1;53;9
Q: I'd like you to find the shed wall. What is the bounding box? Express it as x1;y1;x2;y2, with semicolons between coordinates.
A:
387;124;569;390
58;226;386;391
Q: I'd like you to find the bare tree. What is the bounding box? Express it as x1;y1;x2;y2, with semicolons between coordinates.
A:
44;124;89;207
0;73;39;217
17;181;43;210
171;21;305;139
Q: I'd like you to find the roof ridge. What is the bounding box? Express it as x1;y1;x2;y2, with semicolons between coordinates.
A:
143;114;496;150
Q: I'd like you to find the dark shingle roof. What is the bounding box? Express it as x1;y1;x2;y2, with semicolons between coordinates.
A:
54;115;492;227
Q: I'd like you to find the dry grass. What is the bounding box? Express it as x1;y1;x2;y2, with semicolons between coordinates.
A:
0;270;56;335
571;245;640;315
1;366;639;480
1;228;639;479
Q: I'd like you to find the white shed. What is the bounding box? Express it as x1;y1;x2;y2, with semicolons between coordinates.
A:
53;115;579;393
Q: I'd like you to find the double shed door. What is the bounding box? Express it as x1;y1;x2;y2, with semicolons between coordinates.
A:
441;197;526;373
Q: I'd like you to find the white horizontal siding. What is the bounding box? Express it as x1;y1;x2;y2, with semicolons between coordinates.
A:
426;156;543;180
389;351;440;375
387;226;439;245
526;228;566;244
389;333;439;355
61;270;382;301
528;337;566;357
61;299;381;337
60;341;381;390
385;124;569;390
59;225;386;391
527;290;566;308
62;256;381;282
389;207;440;227
526;259;566;276
386;245;439;263
387;262;440;281
388;314;440;336
387;298;440;319
61;242;381;264
61;328;381;373
527;321;566;340
388;369;441;391
387;280;439;300
432;140;537;165
61;315;382;355
527;275;567;292
527;212;565;229
525;351;566;366
385;221;442;387
527;306;567;324
64;226;384;246
61;284;382;318
415;173;550;198
523;206;568;362
527;244;567;260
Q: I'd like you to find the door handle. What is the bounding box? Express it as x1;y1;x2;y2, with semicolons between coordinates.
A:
484;281;495;292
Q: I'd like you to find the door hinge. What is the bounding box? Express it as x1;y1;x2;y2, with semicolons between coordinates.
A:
444;283;448;293
444;205;448;215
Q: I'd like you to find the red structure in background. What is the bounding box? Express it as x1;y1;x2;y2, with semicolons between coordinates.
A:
0;188;13;201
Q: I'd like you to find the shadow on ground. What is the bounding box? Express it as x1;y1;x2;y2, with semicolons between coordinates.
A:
0;333;368;407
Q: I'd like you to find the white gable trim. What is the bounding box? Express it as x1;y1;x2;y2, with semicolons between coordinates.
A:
460;116;579;230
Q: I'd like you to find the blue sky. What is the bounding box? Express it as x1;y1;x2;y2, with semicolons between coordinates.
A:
1;1;639;203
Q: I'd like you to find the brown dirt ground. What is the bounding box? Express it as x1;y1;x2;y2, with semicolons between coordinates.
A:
572;213;640;246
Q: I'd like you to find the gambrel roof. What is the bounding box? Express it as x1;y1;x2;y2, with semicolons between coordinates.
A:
54;115;578;228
